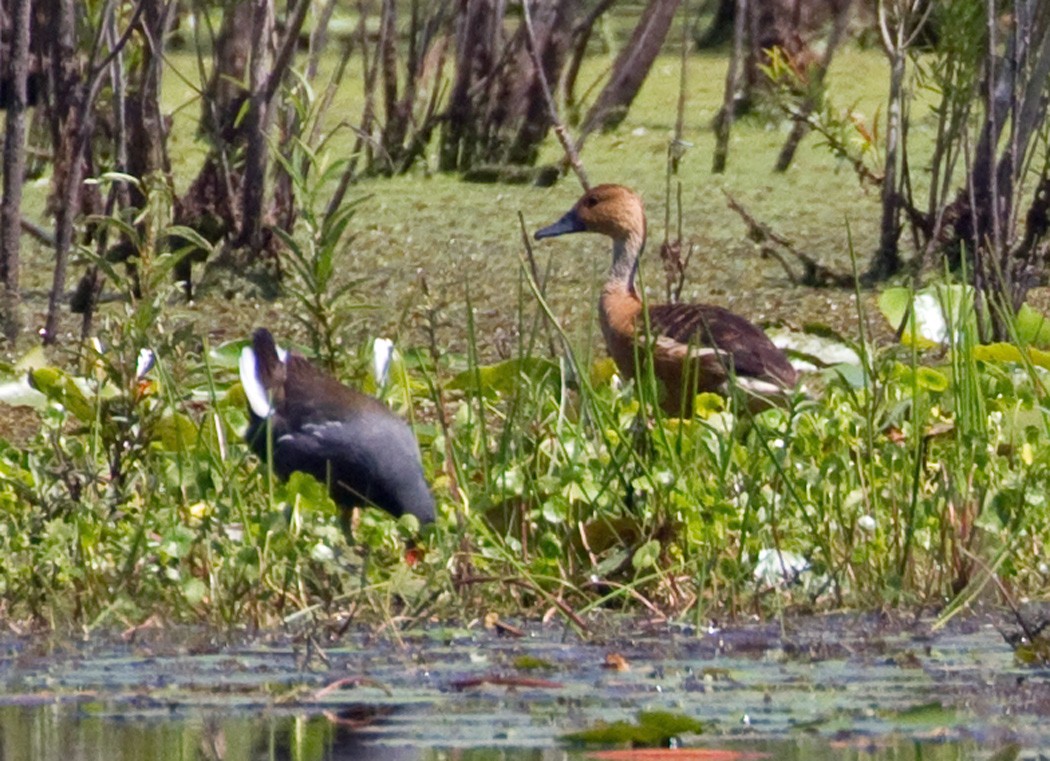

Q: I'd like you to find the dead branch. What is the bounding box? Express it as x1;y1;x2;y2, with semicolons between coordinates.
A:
723;190;853;288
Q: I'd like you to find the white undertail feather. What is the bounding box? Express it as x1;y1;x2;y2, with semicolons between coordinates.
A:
240;345;276;418
734;376;790;398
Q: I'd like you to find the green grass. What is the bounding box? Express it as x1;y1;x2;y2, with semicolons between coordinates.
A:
3;38;1050;635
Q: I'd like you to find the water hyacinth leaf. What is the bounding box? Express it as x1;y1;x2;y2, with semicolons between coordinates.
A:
0;376;46;408
591;357;619;387
882;700;959;727
1015;304;1050;348
768;325;861;370
973;343;1050;371
562;711;703;747
580;516;643;556
155;412;199;452
28;368;95;422
879;285;980;348
586;751;768;761
182;577;209;605
892;363;949;392
878;288;940;347
448;357;560;396
225;381;249;410
692;393;725;419
829;362;868;388
278;471;335;513
974;343;1025;364
631;540;661;571
15;345;49;372
210;340;250;370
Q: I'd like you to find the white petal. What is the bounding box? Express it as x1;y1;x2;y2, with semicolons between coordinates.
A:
136;348;155;380
372;338;395;387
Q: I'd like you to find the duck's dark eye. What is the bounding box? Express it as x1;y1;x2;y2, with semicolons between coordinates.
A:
585;195;599;208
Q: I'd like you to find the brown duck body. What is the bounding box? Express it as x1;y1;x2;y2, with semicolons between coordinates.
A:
537;184;797;414
240;328;436;525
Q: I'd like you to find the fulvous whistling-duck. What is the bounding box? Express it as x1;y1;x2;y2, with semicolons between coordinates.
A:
239;328;436;525
534;184;797;414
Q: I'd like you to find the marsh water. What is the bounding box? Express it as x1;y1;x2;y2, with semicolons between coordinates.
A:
1;614;1045;760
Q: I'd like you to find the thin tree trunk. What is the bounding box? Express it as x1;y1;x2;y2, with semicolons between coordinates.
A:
712;0;746;173
870;26;906;280
239;0;274;250
773;0;854;172
580;0;681;136
44;0;84;345
561;0;616;117
1;0;31;344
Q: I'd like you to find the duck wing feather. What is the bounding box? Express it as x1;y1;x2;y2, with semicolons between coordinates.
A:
647;303;797;387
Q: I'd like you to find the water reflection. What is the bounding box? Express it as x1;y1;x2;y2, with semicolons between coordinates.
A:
0;704;980;761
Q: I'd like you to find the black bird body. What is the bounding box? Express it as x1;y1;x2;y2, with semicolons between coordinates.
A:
241;329;435;525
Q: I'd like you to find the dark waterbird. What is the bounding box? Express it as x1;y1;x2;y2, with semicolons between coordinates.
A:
535;184;798;414
239;328;435;526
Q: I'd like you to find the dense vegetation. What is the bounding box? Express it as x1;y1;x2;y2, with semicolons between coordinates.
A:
1;1;1050;636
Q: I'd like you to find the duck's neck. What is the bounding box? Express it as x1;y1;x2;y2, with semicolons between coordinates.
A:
609;231;644;296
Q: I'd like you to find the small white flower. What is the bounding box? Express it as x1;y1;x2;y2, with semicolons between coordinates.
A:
858;514;877;533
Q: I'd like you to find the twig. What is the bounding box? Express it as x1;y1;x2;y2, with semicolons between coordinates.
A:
723;190;854;288
313;676;393;700
518;211;558;357
521;0;589;190
20;218;55;246
451;674;564;691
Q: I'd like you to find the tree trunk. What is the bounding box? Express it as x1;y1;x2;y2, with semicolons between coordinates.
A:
76;0;177;333
239;0;274;250
868;42;906;281
1;0;31;343
580;0;681;135
712;0;747;173
506;0;575;165
440;0;496;171
44;0;86;345
773;0;853;172
694;0;736;47
561;0;617;120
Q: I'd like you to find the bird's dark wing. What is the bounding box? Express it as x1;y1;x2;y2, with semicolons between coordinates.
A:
647;303;797;388
274;414;434;522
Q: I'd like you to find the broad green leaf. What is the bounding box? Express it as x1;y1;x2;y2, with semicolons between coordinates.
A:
591;357;619;387
973;343;1050;370
892;363;949;392
448;357;560;396
155;412;199;452
561;710;702;747
693;392;725;419
28;368;95;422
1015;304;1050;348
631;539;661;571
0;377;45;408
